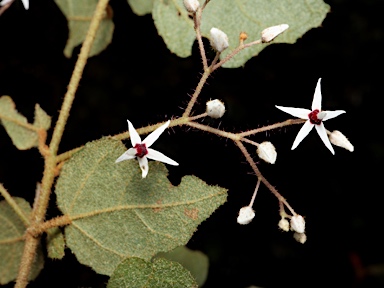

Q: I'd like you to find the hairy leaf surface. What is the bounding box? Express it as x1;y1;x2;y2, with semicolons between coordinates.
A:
139;0;330;67
0;198;44;285
107;257;198;288
0;96;51;150
157;246;209;287
46;227;65;260
55;138;227;275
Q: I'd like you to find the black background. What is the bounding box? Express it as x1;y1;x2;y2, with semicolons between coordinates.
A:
1;0;383;287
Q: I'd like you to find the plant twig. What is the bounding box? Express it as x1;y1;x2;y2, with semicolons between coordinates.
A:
234;140;296;216
15;1;111;287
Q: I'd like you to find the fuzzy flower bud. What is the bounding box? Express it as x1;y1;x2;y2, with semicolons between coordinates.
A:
257;142;277;164
329;130;354;152
237;206;255;225
183;0;199;13
290;215;305;233
293;232;307;244
210;27;229;52
261;24;289;43
206;99;225;119
278;218;290;232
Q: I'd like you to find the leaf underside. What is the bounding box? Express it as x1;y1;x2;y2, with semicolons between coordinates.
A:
0;96;51;150
107;257;198;288
55;137;227;275
135;0;330;68
156;246;209;287
54;0;114;58
0;198;44;285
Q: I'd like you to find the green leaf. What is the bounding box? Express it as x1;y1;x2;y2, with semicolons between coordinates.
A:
128;0;154;16
153;0;196;58
33;104;51;130
54;0;114;58
0;96;51;150
157;246;209;287
0;198;44;285
152;0;330;67
55;137;227;275
107;257;198;288
46;227;65;260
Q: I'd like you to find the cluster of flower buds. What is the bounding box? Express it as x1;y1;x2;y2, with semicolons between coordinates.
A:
279;215;307;244
206;99;225;119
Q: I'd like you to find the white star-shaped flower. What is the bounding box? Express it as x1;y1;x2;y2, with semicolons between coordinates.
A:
276;78;346;154
115;120;179;178
0;0;29;10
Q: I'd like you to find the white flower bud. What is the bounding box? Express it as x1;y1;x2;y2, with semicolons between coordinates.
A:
329;130;354;152
237;206;255;225
206;99;225;119
293;232;307;244
261;24;289;43
257;142;277;164
183;0;199;13
290;215;305;233
210;27;229;52
278;218;290;232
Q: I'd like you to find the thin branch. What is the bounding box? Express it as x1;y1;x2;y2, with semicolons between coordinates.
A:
234;140;296;216
211;40;262;72
194;8;208;70
30;215;72;236
238;119;306;137
186;121;241;140
182;69;211;118
49;1;109;156
15;1;111;287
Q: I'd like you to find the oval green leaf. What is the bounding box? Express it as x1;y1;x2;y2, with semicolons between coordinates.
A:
107;257;198;288
55;137;227;275
0;198;44;285
54;0;114;58
152;0;330;68
46;227;65;260
127;0;154;16
156;246;209;287
0;96;51;150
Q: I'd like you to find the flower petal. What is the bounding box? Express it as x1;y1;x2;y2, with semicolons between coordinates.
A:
146;148;179;166
115;148;136;163
311;78;322;111
137;156;149;178
315;123;335;154
142;120;170;147
0;0;13;6
322;110;346;121
275;106;310;119
291;120;314;150
21;0;28;9
128;120;141;147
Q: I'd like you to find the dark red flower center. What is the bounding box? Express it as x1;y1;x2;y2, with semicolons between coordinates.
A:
308;109;322;125
135;143;148;158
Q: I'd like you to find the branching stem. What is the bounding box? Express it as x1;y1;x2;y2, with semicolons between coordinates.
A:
15;1;111;287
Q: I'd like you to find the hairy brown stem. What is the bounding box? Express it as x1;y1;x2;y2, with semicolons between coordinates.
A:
15;1;111;287
234;140;296;216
